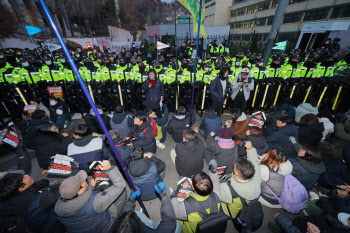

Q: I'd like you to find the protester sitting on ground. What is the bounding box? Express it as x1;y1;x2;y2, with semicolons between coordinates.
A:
279;97;296;120
204;129;238;178
298;114;325;146
259;149;293;208
220;141;262;217
111;182;180;233
171;129;205;178
330;113;350;159
129;147;165;201
34;122;72;170
304;186;350;217
317;110;334;142
238;126;268;157
106;129;131;166
67;124;106;171
295;98;319;123
171;160;222;233
225;108;249;140
84;105;111;134
0;172;65;233
199;106;222;140
55;161;126;233
144;107;169;150
28;98;51;120
21;110;49;149
265;115;299;158
110;105;133;141
124;112;156;153
289;139;326;190
167;106;196;143
48;97;71;129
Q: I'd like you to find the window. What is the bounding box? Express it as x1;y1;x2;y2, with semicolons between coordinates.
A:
303;8;329;21
267;16;274;25
243;20;255;28
231;10;236;17
255;18;266;26
237;8;245;16
247;5;257;14
258;1;270;11
271;0;278;9
289;0;307;4
283;12;303;23
235;22;243;28
330;5;350;19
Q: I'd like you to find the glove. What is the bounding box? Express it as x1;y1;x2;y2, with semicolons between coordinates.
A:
289;136;297;144
130;186;141;200
155;182;166;194
208;159;217;174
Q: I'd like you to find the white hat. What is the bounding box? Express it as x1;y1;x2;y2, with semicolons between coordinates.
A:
241;68;250;73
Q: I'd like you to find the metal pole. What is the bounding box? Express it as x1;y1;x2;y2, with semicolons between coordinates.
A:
189;0;203;127
38;0;150;218
28;34;44;61
262;0;288;65
175;2;179;110
189;17;191;42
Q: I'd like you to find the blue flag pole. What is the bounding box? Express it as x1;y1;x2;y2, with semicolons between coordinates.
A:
189;0;203;127
38;0;150;217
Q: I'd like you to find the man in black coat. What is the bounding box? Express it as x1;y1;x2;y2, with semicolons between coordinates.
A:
84;105;111;134
167;106;196;143
209;67;229;116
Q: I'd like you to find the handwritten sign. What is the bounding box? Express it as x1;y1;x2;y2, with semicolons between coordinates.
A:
47;86;63;98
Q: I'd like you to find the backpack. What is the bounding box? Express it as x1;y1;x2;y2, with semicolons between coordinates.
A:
263;174;308;213
149;118;158;137
227;181;264;232
185;193;230;233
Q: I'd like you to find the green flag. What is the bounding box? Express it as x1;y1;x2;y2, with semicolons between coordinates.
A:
272;41;287;50
178;0;207;40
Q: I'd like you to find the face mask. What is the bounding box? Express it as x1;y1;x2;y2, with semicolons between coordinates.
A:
236;62;240;66
50;101;57;106
60;59;65;63
205;67;209;71
45;61;52;65
133;45;135;47
325;42;329;44
198;59;202;63
76;54;80;58
141;46;144;48
22;62;29;67
48;54;52;57
93;50;97;53
77;49;81;52
0;55;4;58
17;52;22;55
259;62;263;66
71;52;75;55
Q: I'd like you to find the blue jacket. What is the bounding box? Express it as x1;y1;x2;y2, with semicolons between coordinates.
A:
265;124;299;158
280;103;295;119
210;76;228;102
58;192;110;233
142;78;165;103
130;162;162;201
110;113;133;140
199;111;222;139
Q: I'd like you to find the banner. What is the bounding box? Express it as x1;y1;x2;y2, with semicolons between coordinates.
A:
46;42;61;52
157;41;170;50
23;105;38;112
272;41;288;50
178;0;207;39
25;25;45;36
47;86;63;98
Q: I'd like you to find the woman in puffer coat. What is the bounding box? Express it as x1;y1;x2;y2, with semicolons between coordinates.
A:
238;126;268;157
298;114;325;146
259;148;293;208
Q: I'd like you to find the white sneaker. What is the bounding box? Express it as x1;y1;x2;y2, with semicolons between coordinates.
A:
156;140;166;150
309;191;319;201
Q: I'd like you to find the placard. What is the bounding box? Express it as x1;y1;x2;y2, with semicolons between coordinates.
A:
47;86;63;98
89;161;110;186
2;131;19;148
23;105;38;112
217;165;228;180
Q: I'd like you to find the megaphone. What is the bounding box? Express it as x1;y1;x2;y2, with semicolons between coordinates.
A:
150;79;155;85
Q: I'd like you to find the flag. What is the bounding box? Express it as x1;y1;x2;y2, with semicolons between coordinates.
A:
178;0;207;40
272;41;287;50
46;42;61;52
25;25;45;36
157;41;170;50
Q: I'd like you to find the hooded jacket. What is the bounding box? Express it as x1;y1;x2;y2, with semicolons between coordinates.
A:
84;112;111;134
110;113;133;140
128;118;156;153
295;103;319;123
298;122;325;146
199;110;222;139
167;113;196;143
238;135;268;157
175;139;205;178
230;73;254;101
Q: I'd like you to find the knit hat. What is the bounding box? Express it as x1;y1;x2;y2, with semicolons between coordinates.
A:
59;170;87;199
248;111;266;129
219;128;235;139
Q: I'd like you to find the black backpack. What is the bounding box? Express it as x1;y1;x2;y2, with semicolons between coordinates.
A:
226;184;264;232
185;193;230;233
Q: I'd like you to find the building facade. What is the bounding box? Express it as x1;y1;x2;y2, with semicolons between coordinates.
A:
204;0;350;44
